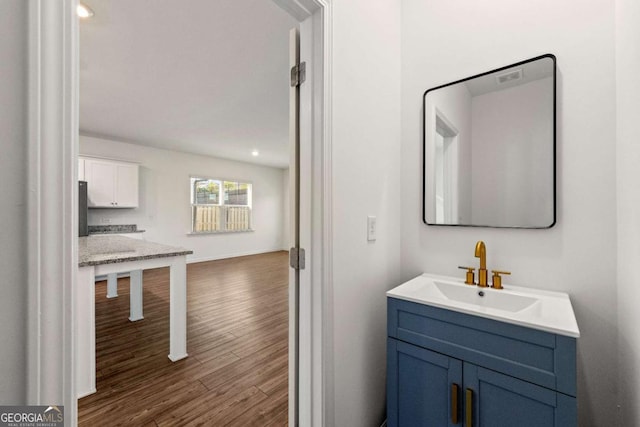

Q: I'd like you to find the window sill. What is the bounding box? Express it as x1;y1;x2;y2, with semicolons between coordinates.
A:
186;229;255;236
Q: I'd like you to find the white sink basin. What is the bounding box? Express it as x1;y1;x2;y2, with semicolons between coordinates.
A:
433;281;538;313
387;274;580;337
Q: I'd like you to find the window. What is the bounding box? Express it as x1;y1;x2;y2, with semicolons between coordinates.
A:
190;177;252;233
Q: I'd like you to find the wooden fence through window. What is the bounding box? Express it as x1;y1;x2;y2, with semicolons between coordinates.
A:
193;205;251;232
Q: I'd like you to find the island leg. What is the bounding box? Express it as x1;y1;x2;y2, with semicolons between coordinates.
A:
106;273;118;298
168;256;188;361
129;269;144;321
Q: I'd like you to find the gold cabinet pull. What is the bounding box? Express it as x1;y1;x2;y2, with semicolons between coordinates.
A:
451;383;460;424
465;388;473;427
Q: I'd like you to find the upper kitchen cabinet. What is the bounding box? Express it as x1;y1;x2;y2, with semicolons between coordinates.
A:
82;157;139;208
79;157;86;181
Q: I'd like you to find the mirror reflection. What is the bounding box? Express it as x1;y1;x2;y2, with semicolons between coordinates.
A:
423;54;556;228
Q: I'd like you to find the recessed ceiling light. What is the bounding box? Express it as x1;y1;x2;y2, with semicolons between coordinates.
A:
77;4;95;18
251;150;259;157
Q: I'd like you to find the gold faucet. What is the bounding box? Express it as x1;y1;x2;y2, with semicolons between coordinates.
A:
491;270;511;290
475;241;489;287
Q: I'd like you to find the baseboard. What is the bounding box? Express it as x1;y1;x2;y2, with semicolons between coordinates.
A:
76;388;96;399
187;247;287;264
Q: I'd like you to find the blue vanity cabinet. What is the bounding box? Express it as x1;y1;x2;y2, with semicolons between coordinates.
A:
464;363;576;427
387;338;462;426
387;297;577;427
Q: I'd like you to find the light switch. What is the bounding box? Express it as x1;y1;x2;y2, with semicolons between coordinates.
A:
367;216;377;241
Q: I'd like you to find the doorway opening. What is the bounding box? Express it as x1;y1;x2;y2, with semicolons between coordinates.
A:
434;112;459;224
76;1;297;424
27;0;330;424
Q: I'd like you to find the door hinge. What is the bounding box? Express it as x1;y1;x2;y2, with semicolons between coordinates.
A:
289;247;306;270
290;62;306;87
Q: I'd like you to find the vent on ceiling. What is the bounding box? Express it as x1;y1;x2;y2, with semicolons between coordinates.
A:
495;68;523;85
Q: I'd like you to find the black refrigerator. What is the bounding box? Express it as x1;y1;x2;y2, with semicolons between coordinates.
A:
79;181;88;236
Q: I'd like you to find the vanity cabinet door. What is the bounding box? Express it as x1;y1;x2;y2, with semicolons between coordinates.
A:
388;338;463;427
463;363;576;427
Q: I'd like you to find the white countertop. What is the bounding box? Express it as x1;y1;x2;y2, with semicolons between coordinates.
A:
387;273;580;337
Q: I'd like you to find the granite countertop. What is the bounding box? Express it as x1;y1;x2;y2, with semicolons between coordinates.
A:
79;235;193;267
88;224;146;234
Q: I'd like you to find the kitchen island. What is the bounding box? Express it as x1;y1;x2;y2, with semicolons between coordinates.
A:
85;224;146;298
77;235;193;398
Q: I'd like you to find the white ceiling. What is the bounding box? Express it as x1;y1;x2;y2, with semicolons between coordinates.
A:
79;0;297;168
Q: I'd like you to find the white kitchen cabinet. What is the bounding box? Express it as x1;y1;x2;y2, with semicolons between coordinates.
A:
79;158;85;181
82;157;139;208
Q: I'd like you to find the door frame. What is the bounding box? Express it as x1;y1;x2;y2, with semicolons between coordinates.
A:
26;0;333;425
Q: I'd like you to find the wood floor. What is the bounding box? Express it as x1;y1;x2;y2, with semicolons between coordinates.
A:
78;251;289;426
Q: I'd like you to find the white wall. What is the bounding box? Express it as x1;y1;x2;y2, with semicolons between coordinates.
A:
330;1;402;426
401;1;617;426
0;0;27;403
471;77;553;227
616;0;640;424
80;135;287;263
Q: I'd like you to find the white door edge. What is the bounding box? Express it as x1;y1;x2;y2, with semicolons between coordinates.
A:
287;1;334;425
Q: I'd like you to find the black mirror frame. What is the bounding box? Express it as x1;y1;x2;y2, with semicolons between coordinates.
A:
422;53;557;229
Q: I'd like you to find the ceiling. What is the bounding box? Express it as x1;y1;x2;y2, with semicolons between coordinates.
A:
79;0;297;168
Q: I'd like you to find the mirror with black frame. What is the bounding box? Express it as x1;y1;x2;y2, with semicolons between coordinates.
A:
423;54;556;229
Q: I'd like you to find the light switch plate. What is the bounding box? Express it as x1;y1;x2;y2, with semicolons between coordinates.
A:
367;216;376;241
